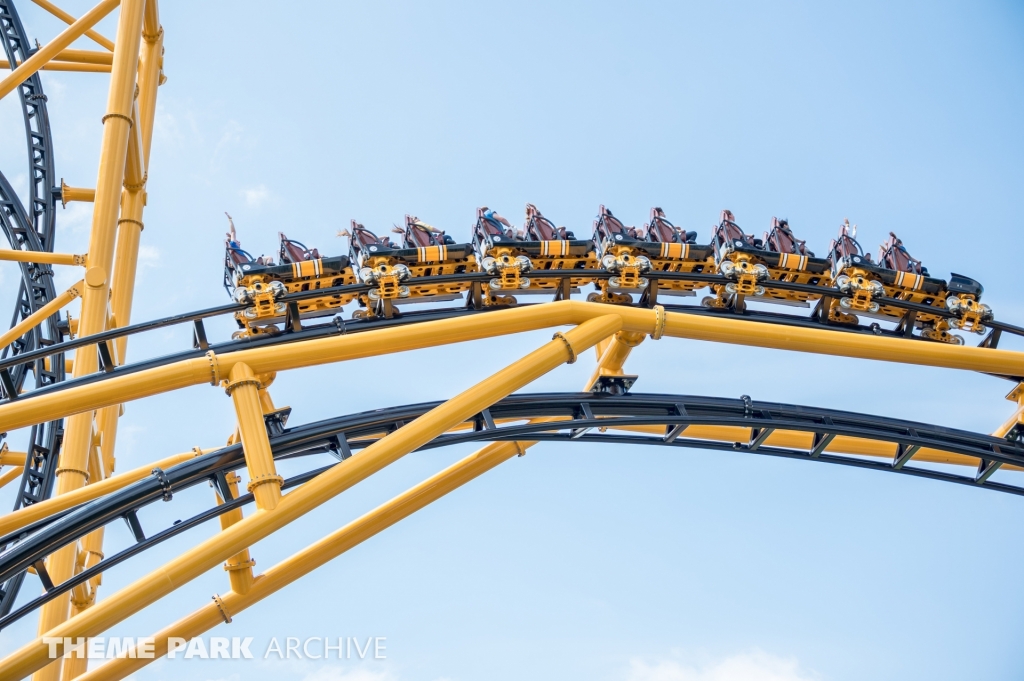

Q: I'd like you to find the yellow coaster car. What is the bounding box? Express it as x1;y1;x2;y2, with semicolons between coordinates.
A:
825;220;990;342
472;205;598;304
224;218;356;337
590;205;713;304
346;216;476;317
705;210;831;309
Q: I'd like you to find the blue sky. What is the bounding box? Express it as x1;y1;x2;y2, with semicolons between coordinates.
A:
2;1;1024;679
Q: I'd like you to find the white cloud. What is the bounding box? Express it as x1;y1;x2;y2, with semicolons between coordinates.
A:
138;244;161;269
626;651;819;681
242;184;271;207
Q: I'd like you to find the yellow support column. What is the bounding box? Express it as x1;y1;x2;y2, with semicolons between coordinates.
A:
0;0;120;99
217;472;255;594
3;315;623;679
35;2;148;678
224;362;282;511
0;465;23;489
66;33;166;667
586;329;646;388
0;280;83;352
75;440;527;681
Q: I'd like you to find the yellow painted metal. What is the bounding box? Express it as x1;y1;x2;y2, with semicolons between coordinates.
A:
0;249;85;266
60;27;163;656
500;325;645;476
226;362;282;511
52;49;113;65
217;472;255;595
0;445;27;467
32;2;151;666
0;0;121;100
2;315;622;678
30;0;116;51
60;182;96;205
93;19;163;468
3;301;1024;439
995;385;1024;438
0;59;111;72
109;190;144;361
136;27;163;165
611;423;1011;469
586;330;645;388
76;439;525;681
123;101;145;189
0;280;82;353
142;0;159;40
0;465;23;490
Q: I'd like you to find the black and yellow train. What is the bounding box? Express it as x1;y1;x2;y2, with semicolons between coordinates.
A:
589;206;715;304
223;216;356;337
221;206;992;344
345;216;476;318
704;210;831;309
825;220;989;343
471;205;598;304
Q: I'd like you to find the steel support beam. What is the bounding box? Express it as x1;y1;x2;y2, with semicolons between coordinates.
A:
74;440;525;681
33;2;148;675
225;362;281;511
0;250;85;266
0;280;82;355
0;315;622;678
0;0;121;100
5;301;1022;438
29;0;116;51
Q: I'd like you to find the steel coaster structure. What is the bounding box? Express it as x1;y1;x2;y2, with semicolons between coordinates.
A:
0;2;1022;679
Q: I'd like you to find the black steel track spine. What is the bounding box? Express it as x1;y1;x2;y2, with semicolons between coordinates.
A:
0;392;1021;630
0;0;65;617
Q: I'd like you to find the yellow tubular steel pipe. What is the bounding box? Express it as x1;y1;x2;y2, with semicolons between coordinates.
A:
142;0;159;39
226;363;282;511
0;280;82;352
90;19;162;521
0;60;111;73
136;28;162;165
3;301;1024;437
586;330;645;388
0;249;84;266
504;326;646;465
123;100;145;189
993;403;1024;439
0;0;120;100
0;302;578;433
0;449;26;467
30;0;116;51
109;23;161;360
3;315;622;678
53;49;113;65
76;440;525;681
609;424;1018;470
217;472;255;595
38;0;147;665
61;182;96;205
0;465;23;490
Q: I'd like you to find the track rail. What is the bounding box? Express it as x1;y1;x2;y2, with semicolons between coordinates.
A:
0;0;67;618
2;269;1023;414
0;391;1020;630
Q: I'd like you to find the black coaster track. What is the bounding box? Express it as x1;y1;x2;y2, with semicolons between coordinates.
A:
0;391;1020;630
0;0;67;617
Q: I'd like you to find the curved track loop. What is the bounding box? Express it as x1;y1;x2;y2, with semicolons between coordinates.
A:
3;268;1024;417
0;391;1021;630
0;0;67;617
